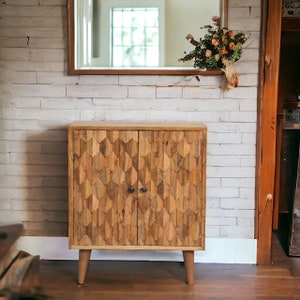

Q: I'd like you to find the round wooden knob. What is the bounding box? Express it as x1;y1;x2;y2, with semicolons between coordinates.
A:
128;186;135;193
140;187;147;193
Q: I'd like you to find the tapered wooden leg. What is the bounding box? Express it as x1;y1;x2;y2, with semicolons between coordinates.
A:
78;249;91;285
183;250;194;285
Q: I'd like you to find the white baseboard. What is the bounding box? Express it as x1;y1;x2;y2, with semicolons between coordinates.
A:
16;237;257;264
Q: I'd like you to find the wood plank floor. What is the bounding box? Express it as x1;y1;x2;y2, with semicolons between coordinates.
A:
36;235;300;300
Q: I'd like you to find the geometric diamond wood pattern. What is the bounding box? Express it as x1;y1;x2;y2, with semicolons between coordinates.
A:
138;131;205;247
71;129;138;247
69;124;206;250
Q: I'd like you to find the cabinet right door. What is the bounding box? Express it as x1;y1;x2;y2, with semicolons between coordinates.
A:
138;130;206;248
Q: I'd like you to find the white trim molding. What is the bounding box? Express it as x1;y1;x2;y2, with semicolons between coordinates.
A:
17;237;257;264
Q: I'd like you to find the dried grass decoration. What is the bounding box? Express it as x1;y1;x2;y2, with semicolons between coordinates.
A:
179;17;248;89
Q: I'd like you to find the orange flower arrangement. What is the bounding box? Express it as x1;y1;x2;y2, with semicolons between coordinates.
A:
179;17;248;88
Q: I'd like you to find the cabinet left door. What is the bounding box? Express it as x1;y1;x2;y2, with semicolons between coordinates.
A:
68;128;139;248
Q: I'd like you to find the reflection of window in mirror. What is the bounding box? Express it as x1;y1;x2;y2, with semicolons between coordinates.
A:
75;0;164;69
111;7;161;67
73;0;221;70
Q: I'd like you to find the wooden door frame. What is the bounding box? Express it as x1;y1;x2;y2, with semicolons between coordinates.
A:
256;0;282;264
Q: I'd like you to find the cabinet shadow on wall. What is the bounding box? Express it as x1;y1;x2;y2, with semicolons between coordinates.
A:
24;127;68;236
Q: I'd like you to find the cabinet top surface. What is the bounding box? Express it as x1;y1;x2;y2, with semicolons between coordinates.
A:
68;121;207;130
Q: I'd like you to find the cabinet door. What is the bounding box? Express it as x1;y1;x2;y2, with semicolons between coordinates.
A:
70;129;138;247
138;130;206;247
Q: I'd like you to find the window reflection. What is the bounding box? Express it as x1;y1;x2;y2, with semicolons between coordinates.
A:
111;8;160;67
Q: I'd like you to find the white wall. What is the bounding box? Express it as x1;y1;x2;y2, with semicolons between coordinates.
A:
165;0;220;66
0;0;261;262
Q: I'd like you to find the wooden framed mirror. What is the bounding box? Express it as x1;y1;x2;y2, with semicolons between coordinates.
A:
67;0;228;75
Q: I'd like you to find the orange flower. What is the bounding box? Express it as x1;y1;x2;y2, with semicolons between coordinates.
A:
212;16;219;23
229;42;235;50
221;46;228;55
212;38;219;46
228;31;234;38
205;50;212;57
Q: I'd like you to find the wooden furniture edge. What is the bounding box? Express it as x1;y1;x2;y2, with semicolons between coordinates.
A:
68;121;207;131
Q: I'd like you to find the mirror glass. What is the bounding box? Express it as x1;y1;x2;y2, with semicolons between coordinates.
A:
68;0;227;74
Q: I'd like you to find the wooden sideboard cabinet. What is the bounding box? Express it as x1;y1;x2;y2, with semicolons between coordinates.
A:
68;121;207;285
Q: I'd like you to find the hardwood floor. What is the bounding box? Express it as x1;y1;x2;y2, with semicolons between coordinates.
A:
36;235;300;300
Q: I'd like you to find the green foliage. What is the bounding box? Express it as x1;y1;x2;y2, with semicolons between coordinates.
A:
179;22;248;70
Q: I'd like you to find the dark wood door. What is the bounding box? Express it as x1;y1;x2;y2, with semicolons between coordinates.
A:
279;130;300;214
290;142;300;256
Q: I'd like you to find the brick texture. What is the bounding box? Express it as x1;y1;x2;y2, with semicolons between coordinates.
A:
0;0;260;238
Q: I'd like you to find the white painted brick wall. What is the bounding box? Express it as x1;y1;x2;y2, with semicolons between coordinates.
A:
0;0;260;238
